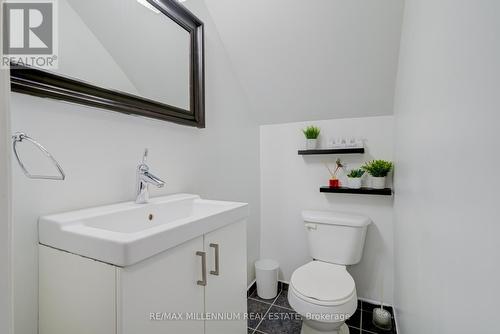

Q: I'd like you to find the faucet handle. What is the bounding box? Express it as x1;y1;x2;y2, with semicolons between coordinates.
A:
142;148;148;164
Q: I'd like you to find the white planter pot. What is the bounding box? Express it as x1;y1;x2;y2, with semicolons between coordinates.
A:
371;176;386;189
347;177;362;189
306;139;318;150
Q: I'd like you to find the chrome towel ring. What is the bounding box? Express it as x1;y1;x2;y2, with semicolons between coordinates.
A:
12;132;66;181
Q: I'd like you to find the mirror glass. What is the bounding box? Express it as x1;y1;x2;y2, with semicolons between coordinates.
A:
55;0;191;110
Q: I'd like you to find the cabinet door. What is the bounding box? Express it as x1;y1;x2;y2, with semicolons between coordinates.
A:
39;245;116;334
204;220;247;334
118;236;205;334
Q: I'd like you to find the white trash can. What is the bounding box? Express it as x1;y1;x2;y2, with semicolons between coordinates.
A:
255;259;279;299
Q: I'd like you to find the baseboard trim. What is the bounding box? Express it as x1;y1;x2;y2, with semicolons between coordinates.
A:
393;306;400;334
247;280;288;297
246;282;397;312
247;279;256;291
247;280;257;297
357;296;393;308
247;281;398;332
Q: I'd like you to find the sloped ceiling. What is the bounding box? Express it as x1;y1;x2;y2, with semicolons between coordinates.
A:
205;0;404;124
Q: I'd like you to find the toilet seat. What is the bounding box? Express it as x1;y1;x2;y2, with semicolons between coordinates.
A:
290;261;356;306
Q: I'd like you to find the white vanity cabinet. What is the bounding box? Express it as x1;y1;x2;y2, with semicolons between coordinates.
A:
39;220;247;334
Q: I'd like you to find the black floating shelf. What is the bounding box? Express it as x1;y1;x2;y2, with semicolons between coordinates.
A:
320;186;392;196
298;148;364;155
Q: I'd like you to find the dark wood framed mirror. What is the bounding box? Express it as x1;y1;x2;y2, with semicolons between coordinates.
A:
10;0;205;127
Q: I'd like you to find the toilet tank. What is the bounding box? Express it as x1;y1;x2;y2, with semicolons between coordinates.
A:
302;210;371;265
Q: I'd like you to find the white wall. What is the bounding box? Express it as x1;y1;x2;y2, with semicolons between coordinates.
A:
393;0;500;332
0;2;13;331
10;1;260;334
260;116;394;304
206;0;404;124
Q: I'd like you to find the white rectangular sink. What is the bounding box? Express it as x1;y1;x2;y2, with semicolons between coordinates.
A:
39;194;248;266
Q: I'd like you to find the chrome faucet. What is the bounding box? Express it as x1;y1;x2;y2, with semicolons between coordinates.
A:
135;149;165;204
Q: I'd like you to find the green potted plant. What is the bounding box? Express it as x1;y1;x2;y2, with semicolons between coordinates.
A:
302;126;321;149
346;169;365;189
362;160;393;189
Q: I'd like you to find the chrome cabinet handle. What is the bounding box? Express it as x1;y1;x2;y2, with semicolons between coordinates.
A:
196;251;207;286
209;243;220;276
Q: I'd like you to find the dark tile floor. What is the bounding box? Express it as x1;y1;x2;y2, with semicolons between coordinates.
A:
247;283;397;334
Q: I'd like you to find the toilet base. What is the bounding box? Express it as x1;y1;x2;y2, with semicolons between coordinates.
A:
300;322;349;334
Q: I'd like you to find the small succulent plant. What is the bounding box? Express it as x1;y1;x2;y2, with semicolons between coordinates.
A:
362;160;393;177
302;126;321;139
347;169;365;178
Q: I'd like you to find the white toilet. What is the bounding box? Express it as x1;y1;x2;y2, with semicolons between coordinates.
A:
288;210;371;334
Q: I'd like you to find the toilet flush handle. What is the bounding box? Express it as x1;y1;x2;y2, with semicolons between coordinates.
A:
305;223;317;231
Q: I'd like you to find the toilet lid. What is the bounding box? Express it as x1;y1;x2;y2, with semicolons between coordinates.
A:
290;261;355;303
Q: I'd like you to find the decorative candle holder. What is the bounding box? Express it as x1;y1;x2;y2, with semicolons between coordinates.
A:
329;179;340;188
